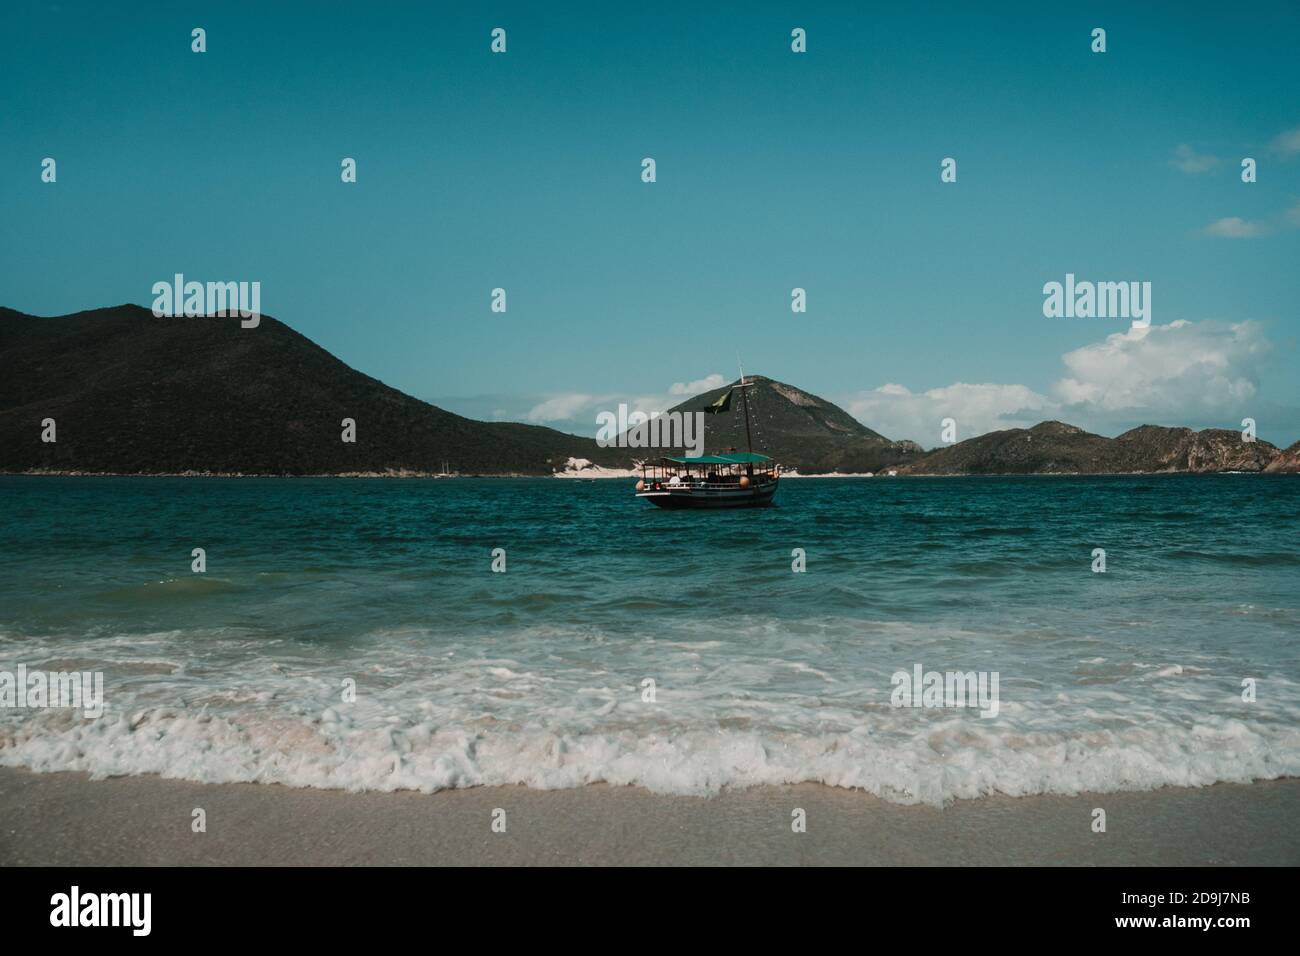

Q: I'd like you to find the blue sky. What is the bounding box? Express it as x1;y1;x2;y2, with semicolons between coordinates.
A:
3;1;1298;446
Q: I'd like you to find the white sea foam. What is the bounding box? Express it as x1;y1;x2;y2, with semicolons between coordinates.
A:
3;622;1298;805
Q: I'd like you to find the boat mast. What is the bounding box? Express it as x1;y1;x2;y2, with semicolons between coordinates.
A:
738;357;754;456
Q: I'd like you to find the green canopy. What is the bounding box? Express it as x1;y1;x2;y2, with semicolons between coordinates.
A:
661;452;772;465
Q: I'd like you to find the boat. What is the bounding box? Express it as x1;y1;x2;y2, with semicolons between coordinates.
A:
634;372;781;509
635;451;779;508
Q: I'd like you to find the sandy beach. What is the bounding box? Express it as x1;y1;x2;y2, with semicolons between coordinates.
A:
1;768;1295;866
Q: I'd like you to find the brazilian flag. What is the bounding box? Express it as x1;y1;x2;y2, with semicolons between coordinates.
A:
703;388;734;414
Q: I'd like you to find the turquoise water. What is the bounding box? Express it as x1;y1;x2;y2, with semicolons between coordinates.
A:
1;475;1297;803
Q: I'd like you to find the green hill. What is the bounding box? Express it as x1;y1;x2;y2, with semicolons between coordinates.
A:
0;305;626;475
660;376;925;473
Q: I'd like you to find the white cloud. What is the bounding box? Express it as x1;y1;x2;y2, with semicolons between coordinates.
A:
526;392;602;423
519;374;727;431
845;382;1052;447
845;321;1273;445
1052;320;1266;420
1202;216;1267;238
669;373;725;395
1170;143;1219;174
1271;126;1300;157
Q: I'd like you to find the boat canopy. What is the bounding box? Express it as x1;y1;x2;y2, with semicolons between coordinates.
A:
660;452;772;465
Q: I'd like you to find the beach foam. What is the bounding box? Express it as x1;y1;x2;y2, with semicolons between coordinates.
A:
3;624;1297;806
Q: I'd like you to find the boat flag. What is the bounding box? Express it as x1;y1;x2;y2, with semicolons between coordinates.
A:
704;388;734;414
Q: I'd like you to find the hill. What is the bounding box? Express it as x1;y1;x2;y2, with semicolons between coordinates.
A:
659;376;925;473
899;421;1283;475
1264;440;1300;473
0;305;627;475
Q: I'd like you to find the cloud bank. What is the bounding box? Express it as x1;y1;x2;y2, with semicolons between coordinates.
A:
515;375;729;433
843;320;1276;447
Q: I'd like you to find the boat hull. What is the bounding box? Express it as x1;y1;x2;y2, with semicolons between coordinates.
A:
636;479;779;509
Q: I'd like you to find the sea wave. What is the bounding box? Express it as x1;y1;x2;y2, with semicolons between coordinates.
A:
2;625;1297;805
2;704;1297;805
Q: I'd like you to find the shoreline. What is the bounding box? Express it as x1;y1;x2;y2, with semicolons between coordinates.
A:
2;768;1296;866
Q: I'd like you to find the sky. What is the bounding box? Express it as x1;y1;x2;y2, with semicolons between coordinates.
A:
3;1;1298;448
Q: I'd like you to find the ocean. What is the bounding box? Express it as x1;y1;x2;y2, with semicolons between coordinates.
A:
1;474;1297;805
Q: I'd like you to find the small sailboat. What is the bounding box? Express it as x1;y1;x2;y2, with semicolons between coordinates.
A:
634;370;780;509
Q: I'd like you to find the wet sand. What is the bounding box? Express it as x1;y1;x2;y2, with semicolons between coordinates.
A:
1;768;1296;866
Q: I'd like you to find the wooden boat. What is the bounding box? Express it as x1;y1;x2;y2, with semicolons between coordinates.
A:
634;373;780;509
635;451;779;508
